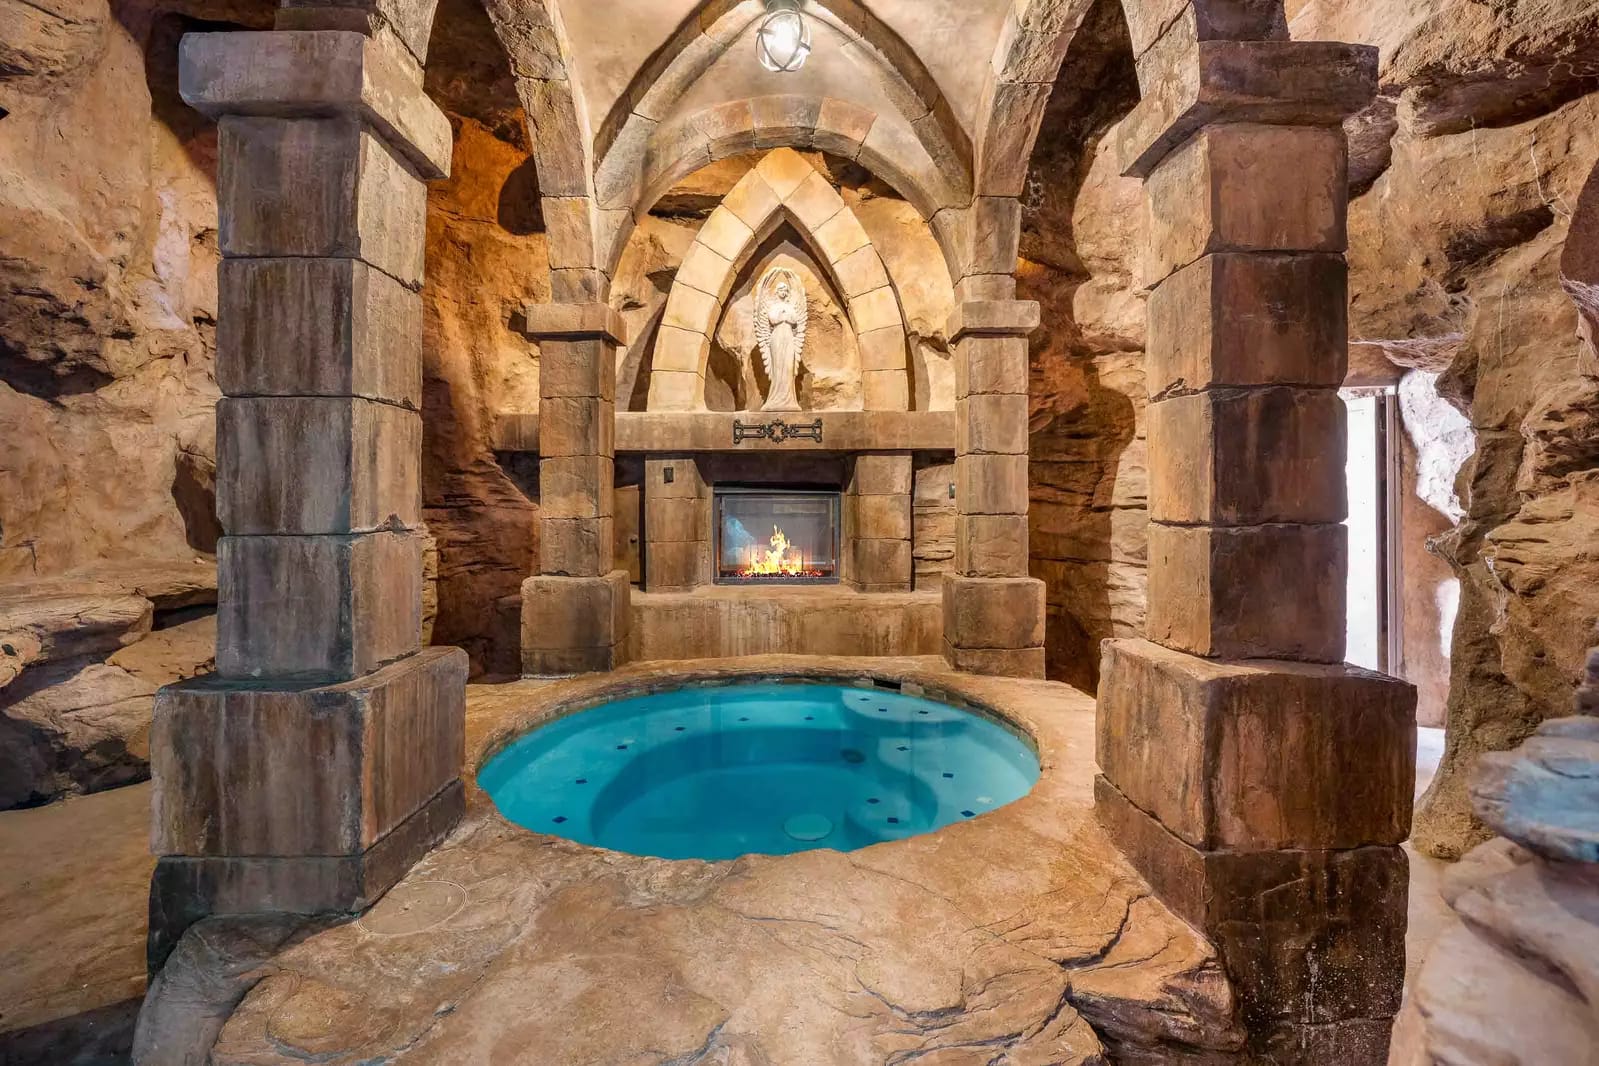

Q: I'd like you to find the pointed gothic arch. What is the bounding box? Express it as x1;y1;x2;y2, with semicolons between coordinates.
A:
596;94;960;286
646;148;910;412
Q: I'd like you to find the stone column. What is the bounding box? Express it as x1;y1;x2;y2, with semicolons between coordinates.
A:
1095;25;1416;1063
942;300;1045;678
847;455;913;592
147;31;465;969
521;303;632;674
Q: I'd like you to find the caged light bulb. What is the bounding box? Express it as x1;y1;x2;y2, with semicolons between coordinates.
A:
757;1;811;73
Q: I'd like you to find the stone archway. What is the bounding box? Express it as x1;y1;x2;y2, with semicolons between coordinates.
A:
956;2;1419;1060
647;148;910;412
595;94;963;291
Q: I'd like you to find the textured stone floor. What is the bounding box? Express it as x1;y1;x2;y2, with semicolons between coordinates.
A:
0;781;156;1064
134;656;1246;1065
0;659;1458;1065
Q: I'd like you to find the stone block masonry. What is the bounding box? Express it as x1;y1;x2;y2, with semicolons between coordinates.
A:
847;455;914;591
943;300;1045;678
520;303;632;675
144;29;467;966
1094;26;1413;1064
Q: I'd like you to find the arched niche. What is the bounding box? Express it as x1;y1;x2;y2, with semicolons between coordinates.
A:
646;148;910;412
706;220;864;412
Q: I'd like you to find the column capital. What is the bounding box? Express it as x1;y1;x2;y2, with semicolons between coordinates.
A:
946;300;1040;342
520;302;630;346
1117;32;1376;179
180;30;452;180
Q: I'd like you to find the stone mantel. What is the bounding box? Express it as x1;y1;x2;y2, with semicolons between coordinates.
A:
492;410;955;454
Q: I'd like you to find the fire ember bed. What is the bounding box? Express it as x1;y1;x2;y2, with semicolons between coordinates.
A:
714;488;841;586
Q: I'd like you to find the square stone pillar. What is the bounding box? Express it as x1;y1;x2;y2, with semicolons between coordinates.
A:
1097;38;1415;1063
520;303;632;674
846;454;913;591
942;300;1045;678
148;30;465;970
643;457;710;591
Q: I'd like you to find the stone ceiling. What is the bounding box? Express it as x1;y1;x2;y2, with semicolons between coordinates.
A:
555;0;1015;138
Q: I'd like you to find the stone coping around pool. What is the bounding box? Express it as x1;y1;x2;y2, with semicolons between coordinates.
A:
137;656;1249;1064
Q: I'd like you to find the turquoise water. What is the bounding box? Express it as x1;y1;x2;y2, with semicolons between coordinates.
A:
478;681;1040;861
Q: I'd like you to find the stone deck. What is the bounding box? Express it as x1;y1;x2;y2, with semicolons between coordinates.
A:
0;782;155;1064
134;656;1245;1064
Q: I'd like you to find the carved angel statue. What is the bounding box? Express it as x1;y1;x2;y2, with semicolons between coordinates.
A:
753;267;808;412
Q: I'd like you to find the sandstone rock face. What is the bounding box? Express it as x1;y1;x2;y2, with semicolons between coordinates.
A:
1393;714;1599;1065
0;593;215;808
0;663;158;810
1274;0;1599;856
0;781;159;1063
0;1;250;580
1022;1;1146;691
420;113;543;676
0;0;248;806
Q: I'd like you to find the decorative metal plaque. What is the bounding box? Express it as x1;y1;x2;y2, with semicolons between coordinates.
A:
732;417;824;445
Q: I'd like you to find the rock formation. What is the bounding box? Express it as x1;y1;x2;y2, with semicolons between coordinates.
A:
1392;640;1599;1064
0;0;552;797
1021;0;1147;692
1284;0;1599;858
0;0;254;805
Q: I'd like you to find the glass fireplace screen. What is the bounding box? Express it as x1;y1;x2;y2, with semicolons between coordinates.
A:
715;489;841;585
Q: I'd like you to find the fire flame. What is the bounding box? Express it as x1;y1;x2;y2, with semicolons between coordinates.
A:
739;525;824;578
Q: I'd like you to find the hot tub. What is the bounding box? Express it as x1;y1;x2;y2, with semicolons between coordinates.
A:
477;680;1039;861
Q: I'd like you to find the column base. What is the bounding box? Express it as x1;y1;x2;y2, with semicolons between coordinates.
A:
940;575;1045;678
148;779;463;972
152;647;468;856
1096;777;1407;1064
522;570;632;676
1093;638;1413;1062
1096;638;1415;851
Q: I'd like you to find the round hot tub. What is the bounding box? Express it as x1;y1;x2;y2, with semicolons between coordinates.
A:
478;680;1040;861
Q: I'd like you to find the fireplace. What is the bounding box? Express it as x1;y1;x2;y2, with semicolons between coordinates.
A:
714;487;841;585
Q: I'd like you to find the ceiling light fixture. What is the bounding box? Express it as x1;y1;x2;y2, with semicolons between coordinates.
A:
757;0;812;73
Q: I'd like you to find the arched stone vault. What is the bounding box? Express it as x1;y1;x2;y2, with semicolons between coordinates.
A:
596;94;960;287
267;0;1305;301
647;147;910;412
591;0;972;209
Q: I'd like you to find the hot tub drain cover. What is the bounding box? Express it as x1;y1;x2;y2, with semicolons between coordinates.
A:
784;813;834;841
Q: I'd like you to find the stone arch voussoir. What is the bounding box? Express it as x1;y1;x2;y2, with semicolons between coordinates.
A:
279;0;605;300
598;95;961;287
647;148;909;412
972;0;1291;199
